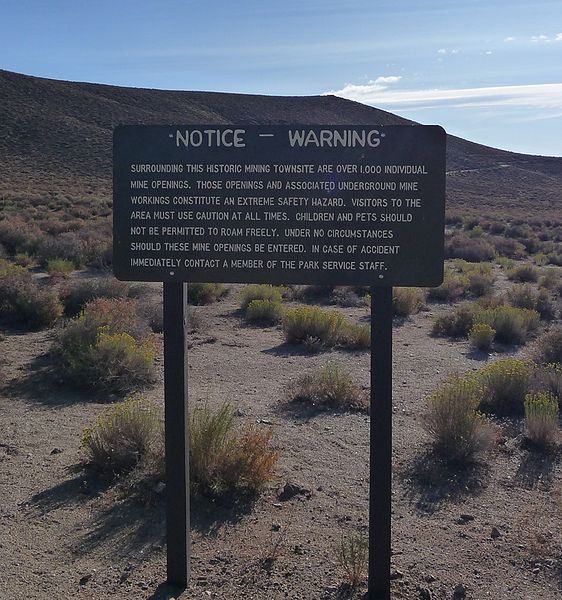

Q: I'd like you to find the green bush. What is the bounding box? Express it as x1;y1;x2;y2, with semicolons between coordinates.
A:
54;298;156;393
189;404;278;497
432;303;475;338
524;392;559;452
46;258;74;276
81;394;161;473
336;532;368;589
508;263;539;283
425;375;493;464
0;264;62;329
187;282;226;305
282;305;369;350
469;323;495;352
245;299;284;324
285;363;366;411
477;359;534;415
239;284;284;309
427;272;469;302
393;287;425;316
473;306;539;345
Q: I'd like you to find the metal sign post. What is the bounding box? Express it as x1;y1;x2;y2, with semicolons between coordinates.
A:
369;287;393;599
163;282;190;588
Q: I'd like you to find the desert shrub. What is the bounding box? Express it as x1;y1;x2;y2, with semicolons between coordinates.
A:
187;282;226;305
445;234;495;262
0;217;43;255
496;256;515;270
393;287;425;316
46;258;74;277
492;237;526;259
477;359;534;416
469;323;495;352
427;272;469;302
336;532;368;589
60;277;130;316
245;299;284;324
239;284;283;309
432;303;476;338
81;394;161;473
506;284;555;320
534;364;562;401
547;252;562;266
508;263;539;283
329;286;365;307
535;327;562;364
14;253;32;267
467;272;495;297
54;298;156;393
0;264;62;329
534;252;549;266
282;306;369;350
539;269;561;290
473;306;539;345
189;404;278;497
285;363;366;411
524;392;559;452
425;375;493;464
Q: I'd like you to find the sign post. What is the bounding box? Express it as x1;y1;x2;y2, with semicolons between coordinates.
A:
113;124;445;597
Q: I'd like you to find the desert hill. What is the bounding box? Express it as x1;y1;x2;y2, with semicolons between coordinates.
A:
1;69;561;217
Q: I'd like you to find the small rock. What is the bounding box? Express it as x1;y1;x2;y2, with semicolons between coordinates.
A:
293;545;305;555
390;569;404;580
458;514;475;524
278;482;311;501
490;527;501;539
50;448;63;455
79;573;92;586
418;587;433;600
271;522;281;531
425;574;437;583
453;583;467;599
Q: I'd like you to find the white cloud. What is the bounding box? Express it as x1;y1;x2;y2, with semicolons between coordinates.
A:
556;33;562;41
437;48;446;54
451;49;459;54
373;76;402;85
531;34;550;43
485;51;493;55
504;36;515;42
323;81;562;113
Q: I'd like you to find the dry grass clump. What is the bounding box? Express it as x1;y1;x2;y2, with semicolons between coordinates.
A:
506;284;556;320
190;404;278;498
393;287;425;316
239;284;284;309
492;236;526;259
0;263;62;329
508;263;539;283
37;225;112;269
425;374;494;464
0;217;44;255
445;234;495;262
474;306;539;345
245;299;284;324
54;298;157;394
282;305;369;351
539;269;561;290
535;327;562;365
534;363;562;401
335;532;368;589
524;392;559;452
81;394;161;474
433;303;475;338
469;323;495;352
60;277;130;316
187;282;226;305
285;363;367;411
427;271;469;302
46;258;74;278
477;358;534;416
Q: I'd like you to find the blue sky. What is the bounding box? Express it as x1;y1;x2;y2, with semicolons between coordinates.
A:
1;0;562;156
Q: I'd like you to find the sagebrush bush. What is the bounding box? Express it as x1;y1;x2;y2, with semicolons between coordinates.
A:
427;272;469;302
282;305;369;350
539;269;561;290
46;258;74;277
189;404;278;497
0;217;43;255
425;374;493;464
336;532;368;589
81;394;161;473
507;284;555;320
285;363;366;411
524;392;559;452
492;236;526;259
245;299;284;324
535;327;562;365
445;234;495;262
187;282;226;305
0;264;62;329
60;277;130;316
508;263;539;283
54;298;156;393
473;306;539;345
393;287;425;316
534;363;562;400
432;303;475;338
477;359;534;415
239;284;283;309
469;323;495;352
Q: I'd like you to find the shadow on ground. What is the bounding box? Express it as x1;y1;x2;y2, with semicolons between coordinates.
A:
400;449;490;513
514;448;558;489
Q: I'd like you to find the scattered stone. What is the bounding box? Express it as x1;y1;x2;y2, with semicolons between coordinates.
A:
490;527;501;539
271;522;281;531
425;574;437;583
79;573;92;586
390;569;404;580
278;482;311;501
453;583;467;599
50;448;63;455
458;514;475;524
418;586;433;600
293;545;305;555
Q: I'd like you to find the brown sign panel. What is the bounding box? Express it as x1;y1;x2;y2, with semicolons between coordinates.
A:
113;124;445;286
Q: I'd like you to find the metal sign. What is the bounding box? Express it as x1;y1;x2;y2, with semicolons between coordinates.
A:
113;125;445;287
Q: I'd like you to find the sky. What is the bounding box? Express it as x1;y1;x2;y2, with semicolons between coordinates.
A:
1;0;562;156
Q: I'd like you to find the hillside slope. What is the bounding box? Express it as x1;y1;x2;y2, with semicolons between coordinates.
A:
1;69;561;216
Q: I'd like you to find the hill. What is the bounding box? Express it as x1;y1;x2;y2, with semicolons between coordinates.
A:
1;69;561;217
